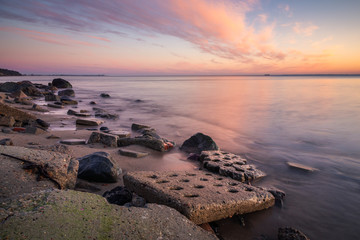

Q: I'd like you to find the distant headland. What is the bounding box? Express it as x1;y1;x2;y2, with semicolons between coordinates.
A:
0;68;22;76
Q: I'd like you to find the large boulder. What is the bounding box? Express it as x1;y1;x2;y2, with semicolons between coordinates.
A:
77;152;120;182
0;189;217;240
0;82;19;92
0;103;36;123
0;146;78;191
52;78;72;88
180;132;219;154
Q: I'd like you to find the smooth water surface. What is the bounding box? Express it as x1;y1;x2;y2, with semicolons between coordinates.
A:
2;75;360;239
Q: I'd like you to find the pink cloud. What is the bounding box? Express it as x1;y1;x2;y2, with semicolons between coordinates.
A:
0;0;285;61
0;26;97;46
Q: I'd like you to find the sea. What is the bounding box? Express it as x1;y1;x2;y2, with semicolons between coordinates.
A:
1;75;360;239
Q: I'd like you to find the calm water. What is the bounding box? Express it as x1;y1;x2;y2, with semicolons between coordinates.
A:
2;75;360;239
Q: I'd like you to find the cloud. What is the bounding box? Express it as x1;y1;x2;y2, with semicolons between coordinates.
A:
0;0;285;61
278;4;293;17
293;22;319;36
0;26;97;46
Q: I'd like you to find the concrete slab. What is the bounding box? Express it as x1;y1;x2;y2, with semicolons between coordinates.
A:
124;170;274;224
200;150;266;182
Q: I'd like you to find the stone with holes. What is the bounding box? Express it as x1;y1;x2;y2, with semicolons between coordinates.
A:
123;170;274;224
200;150;266;182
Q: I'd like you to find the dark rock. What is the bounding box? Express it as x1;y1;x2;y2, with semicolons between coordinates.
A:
278;227;310;240
67;109;77;115
52;78;72;88
60;96;78;105
131;123;151;131
36;119;50;128
25;126;47;135
103;186;132;206
58;89;75;97
0;82;19;92
180;133;219;154
89;101;96;105
100;93;110;98
0;138;13;145
100;126;109;132
88;131;119;147
77;152;119;182
32;104;48;112
45;94;60;102
118;135;174;152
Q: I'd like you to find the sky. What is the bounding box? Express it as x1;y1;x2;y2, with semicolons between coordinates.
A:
0;0;359;75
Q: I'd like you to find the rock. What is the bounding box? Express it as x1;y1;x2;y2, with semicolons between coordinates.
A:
58;89;75;97
87;131;119;147
76;118;103;126
52;78;72;88
25;126;47;135
0;145;78;189
109;130;131;138
124;170;275;224
31;104;48;112
60;139;87;145
180;133;219;154
93;108;118;119
0;138;13;146
46;134;60;139
2;128;12;134
75;179;101;192
47;103;64;109
119;149;149;158
17;98;33;105
60;96;78;105
131;193;146;207
0;115;15;127
287;162;318;172
74;112;91;117
0;189;217;240
0;103;36;122
100;93;110;98
36;119;50;128
0;82;19;92
131;123;151;131
187;153;201;161
77;152;120;182
200;150;266;182
67;109;77;115
89;101;96;105
9;90;28;99
100;126;109;132
103;186;133;206
118;128;175;152
44;94;60;102
278;227;310;240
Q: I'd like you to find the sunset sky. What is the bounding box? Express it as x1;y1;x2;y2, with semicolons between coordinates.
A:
0;0;359;75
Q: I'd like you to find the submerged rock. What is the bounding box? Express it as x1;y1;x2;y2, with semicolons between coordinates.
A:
76;118;103;126
180;133;219;154
58;89;75;97
118;149;149;158
60;139;87;145
100;93;110;98
77;152;120;182
52;78;72;88
278;227;310;240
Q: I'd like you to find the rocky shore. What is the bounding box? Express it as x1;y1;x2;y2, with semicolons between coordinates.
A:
0;78;308;240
